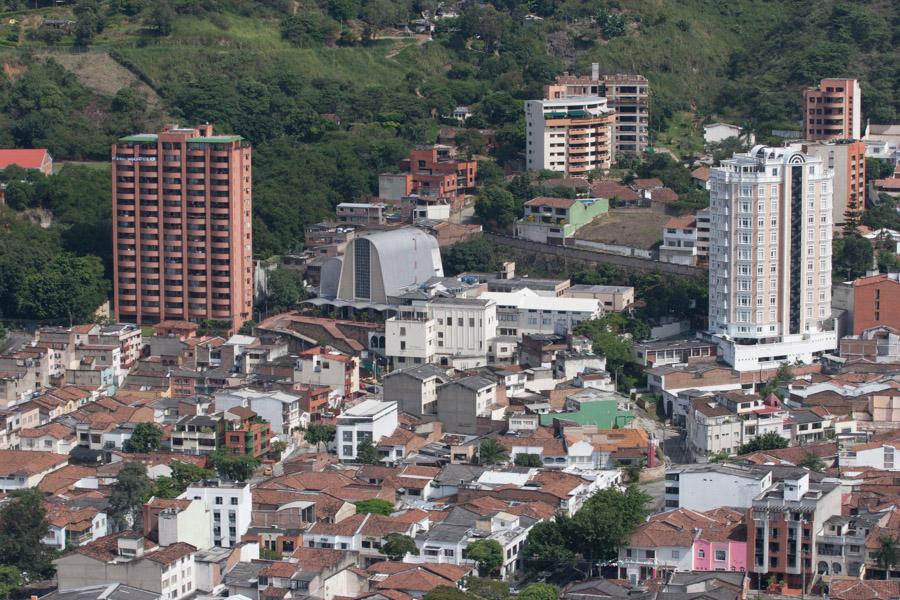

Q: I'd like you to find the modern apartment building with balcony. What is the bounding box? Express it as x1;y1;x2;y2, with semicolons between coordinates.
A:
525;97;615;175
795;140;866;228
747;472;841;591
707;146;837;371
112;124;253;332
803;78;861;141
545;64;650;156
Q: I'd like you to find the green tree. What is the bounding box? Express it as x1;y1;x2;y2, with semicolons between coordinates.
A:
738;432;790;455
760;363;794;399
569;486;651;562
465;577;509;600
0;490;56;581
0;565;22;598
124;422;163;453
514;453;542;468
797;452;826;472
238;320;256;336
210;450;260;481
833;234;874;281
147;476;180;499
170;461;214;491
108;462;151;530
878;251;900;274
356;439;380;465
266;268;307;312
866;158;895;182
380;533;419;561
522;517;576;575
424;587;479;600
465;539;504;576
144;0;175;35
518;583;559;600
16;254;108;324
876;535;899;578
475;186;519;231
478;438;508;466
280;12;338;47
304;424;336;451
441;238;502;275
354;499;395;515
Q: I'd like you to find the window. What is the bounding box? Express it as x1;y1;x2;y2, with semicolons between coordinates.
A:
671;550;680;559
715;550;727;561
698;549;705;558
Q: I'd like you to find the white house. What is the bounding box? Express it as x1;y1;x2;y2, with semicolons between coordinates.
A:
214;388;301;438
336;400;398;461
703;123;754;145
0;449;68;492
663;463;773;511
479;288;603;336
182;481;252;548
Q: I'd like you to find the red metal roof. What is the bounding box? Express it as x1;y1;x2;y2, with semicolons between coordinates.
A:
0;149;49;170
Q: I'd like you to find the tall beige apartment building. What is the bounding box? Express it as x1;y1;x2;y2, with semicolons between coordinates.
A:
803;78;861;141
112;124;253;331
708;146;836;371
525;97;615;174
545;63;650;156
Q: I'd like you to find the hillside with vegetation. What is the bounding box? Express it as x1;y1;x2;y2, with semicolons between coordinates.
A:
0;0;898;322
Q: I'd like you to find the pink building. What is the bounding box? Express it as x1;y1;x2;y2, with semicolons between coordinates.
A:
618;507;747;584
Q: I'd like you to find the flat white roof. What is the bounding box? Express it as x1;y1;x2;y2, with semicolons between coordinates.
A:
479;288;602;313
477;471;531;486
339;399;397;418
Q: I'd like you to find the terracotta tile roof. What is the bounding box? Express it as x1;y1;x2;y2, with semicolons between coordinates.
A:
69;532;154;562
357;591;414;600
367;562;471;593
632;178;664;190
590;180;640;201
37;464;96;495
360;513;422;537
691;397;733;417
226;406;257;419
0;449;67;476
261;471;354;492
399;465;440;479
18;422;75;439
376;428;417;448
260;561;300;577
291;546;348;569
691;166;710;181
44;503;101;530
650;188;679;203
528;470;587;499
665;215;697;229
524;196;577;209
308;513;365;536
144;541;196;564
829;579;900;600
147;498;191;510
261;586;290;599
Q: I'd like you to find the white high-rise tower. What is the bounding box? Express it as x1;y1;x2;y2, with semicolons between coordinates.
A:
708;146;837;371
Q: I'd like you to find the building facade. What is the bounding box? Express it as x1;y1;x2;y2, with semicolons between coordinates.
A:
803;79;861;141
112;124;253;331
525;97;615;174
708;146;837;370
797;141;866;228
545;65;650;156
515;196;608;244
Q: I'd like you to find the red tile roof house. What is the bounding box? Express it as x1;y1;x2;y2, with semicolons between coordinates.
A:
0;449;68;492
0;148;53;176
54;532;197;598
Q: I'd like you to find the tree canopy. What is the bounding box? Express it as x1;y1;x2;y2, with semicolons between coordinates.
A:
465;539;504;576
380;533;419;561
210;449;260;481
109;462;152;531
738;432;790;455
124;422;163;453
0;489;56;581
354;499;395;516
477;438;509;466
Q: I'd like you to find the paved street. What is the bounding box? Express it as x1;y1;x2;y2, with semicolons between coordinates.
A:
0;330;31;354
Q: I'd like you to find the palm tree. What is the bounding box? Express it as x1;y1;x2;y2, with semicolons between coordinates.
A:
876;535;899;579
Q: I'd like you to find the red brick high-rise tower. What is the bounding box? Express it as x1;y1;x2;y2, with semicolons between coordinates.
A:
112;124;253;331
